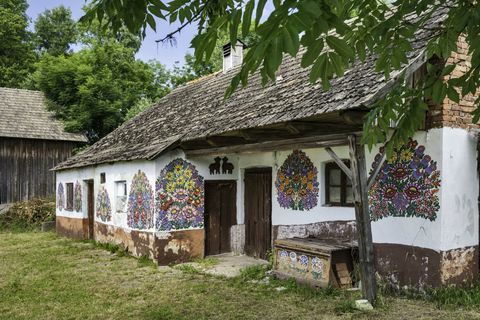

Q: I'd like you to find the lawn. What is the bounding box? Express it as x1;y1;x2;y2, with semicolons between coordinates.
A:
0;232;478;320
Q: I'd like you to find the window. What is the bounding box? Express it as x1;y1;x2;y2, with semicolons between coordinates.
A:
115;181;127;212
325;161;354;207
100;172;106;184
66;183;74;211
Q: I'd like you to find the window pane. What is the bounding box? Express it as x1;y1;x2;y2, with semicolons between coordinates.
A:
329;187;341;203
329;169;341;185
346;186;354;204
66;183;74;210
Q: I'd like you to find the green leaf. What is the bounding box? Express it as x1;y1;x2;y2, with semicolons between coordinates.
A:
242;0;254;38
230;9;242;45
329;52;344;77
446;86;460;103
301;39;324;68
146;14;156;31
255;0;267;28
326;36;354;61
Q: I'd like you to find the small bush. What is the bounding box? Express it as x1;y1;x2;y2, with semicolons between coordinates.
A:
425;283;480;309
138;255;156;268
0;198;55;231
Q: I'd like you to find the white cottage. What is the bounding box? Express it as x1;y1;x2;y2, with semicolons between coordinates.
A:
54;8;479;289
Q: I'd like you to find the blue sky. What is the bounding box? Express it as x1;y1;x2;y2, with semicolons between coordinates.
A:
26;0;198;68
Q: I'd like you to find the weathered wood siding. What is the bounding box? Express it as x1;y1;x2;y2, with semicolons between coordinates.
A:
0;137;77;204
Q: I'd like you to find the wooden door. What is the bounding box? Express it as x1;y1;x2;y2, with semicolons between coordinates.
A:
244;168;272;260
87;180;94;239
205;180;237;255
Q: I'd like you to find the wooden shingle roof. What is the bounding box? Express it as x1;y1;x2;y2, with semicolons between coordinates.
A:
0;87;87;143
55;7;448;171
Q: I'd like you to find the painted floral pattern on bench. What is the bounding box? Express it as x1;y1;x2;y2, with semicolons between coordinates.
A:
275;150;319;211
57;183;65;211
74;181;82;212
369;138;441;221
96;186;112;222
127;170;154;229
156;159;205;231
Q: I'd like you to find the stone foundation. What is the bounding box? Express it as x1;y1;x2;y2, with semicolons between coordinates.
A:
375;243;479;289
56;216;89;239
155;229;204;265
94;222;156;259
94;222;205;264
230;224;245;254
273;220;357;242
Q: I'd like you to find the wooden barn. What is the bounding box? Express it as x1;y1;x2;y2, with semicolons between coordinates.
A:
0;87;87;204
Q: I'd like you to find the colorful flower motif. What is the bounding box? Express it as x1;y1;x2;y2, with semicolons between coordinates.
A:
96;186;112;222
289;251;297;262
155;159;204;231
369;138;441;221
275;150;319;211
311;257;324;272
299;255;309;267
57;183;65;211
279;250;288;260
74;181;82;212
127;170;154;230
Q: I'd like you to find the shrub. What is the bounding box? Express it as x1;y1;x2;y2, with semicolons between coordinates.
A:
0;198;55;231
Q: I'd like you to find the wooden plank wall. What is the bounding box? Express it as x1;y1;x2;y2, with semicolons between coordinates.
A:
0;137;77;204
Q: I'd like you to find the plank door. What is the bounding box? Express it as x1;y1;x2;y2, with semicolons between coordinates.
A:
87;180;95;239
244;168;272;260
205;180;237;255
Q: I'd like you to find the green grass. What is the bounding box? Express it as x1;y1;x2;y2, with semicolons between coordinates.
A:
0;232;479;319
193;257;220;268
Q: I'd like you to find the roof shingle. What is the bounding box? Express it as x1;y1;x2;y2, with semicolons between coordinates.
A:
55;7;448;170
0;87;87;143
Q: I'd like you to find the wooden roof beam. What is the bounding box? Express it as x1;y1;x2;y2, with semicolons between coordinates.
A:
184;132;362;156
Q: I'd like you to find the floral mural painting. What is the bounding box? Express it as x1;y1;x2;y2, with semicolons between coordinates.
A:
369;138;441;221
127;170;154;229
57;183;65;211
275;150;319;211
156;159;204;231
74;181;82;212
96;186;112;222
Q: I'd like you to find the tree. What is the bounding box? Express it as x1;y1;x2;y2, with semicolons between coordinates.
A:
170;53;216;87
34;6;77;56
83;0;480;150
34;42;158;142
0;0;36;88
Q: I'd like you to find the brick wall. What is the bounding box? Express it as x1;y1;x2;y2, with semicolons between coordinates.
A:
426;36;479;129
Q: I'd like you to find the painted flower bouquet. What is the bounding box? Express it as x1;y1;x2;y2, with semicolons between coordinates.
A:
275;150;319;211
96;186;112;222
369;138;441;221
57;183;65;211
127;170;154;229
74;181;82;212
156;159;204;231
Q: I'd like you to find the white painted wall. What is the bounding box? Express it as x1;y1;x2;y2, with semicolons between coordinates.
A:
440;128;479;251
368;130;443;250
56;160;156;232
56;127;479;253
56;167;95;219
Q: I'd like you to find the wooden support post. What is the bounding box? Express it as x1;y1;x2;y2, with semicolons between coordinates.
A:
348;135;377;303
325;147;352;180
367;151;386;190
